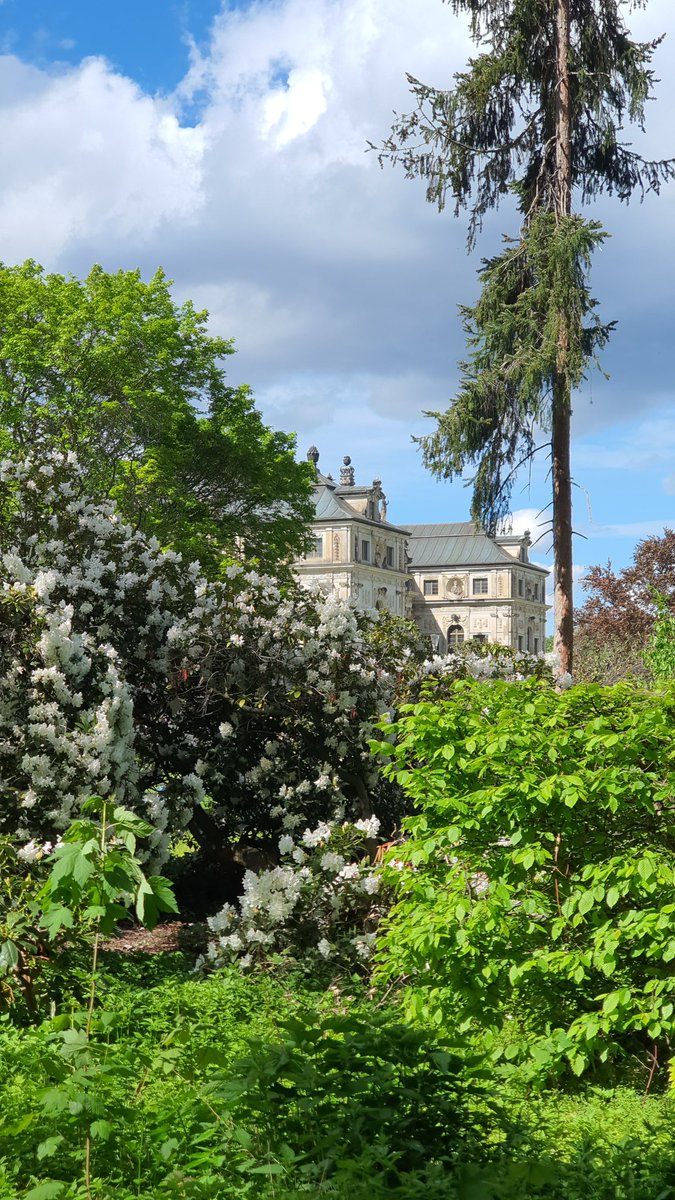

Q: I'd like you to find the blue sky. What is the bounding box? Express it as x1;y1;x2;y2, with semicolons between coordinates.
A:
0;0;673;614
0;1;222;94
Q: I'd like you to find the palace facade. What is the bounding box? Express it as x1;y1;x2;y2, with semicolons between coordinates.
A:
294;448;548;653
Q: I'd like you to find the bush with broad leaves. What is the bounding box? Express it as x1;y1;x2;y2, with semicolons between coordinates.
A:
374;678;675;1080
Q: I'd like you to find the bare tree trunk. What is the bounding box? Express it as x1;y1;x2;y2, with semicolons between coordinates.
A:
552;0;574;675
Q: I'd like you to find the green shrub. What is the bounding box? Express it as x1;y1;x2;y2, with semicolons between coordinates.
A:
374;679;675;1079
645;593;675;685
211;1009;490;1189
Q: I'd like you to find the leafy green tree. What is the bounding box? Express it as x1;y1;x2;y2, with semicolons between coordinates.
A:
375;678;675;1080
0;260;314;574
377;0;674;672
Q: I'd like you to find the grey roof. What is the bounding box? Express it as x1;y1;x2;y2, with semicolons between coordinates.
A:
314;485;360;522
407;523;548;573
312;481;410;534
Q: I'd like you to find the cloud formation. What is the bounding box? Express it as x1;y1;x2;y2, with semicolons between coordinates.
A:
0;0;673;584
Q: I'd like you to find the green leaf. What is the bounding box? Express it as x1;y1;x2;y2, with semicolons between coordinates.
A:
37;1136;64;1161
48;842;84;888
39;1088;70;1116
638;858;654;883
89;1120;113;1141
0;940;19;972
148;875;179;915
23;1183;67;1200
231;1128;253;1149
606;886;620;909
578;891;594;916
39;904;74;940
569;1053;587;1076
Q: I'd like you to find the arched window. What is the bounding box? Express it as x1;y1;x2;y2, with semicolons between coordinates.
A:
447;624;464;649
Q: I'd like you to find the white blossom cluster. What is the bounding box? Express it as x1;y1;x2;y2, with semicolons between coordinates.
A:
417;647;553;685
197;816;389;975
0;452;399;858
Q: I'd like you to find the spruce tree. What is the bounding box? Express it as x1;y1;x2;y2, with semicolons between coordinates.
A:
377;0;674;671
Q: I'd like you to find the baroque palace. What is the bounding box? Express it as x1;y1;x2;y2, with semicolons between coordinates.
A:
293;448;549;655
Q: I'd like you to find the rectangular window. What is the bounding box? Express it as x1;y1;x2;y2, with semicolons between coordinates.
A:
518;635;524;651
386;545;395;568
533;582;539;600
518;578;523;596
307;536;322;559
361;539;370;562
423;579;439;596
534;637;539;654
472;577;488;595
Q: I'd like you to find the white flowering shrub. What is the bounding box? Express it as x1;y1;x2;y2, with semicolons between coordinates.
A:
0;452;399;861
198;816;390;975
173;576;406;845
414;643;553;688
0;452;194;852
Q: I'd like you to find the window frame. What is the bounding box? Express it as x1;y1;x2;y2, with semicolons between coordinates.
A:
472;577;488;596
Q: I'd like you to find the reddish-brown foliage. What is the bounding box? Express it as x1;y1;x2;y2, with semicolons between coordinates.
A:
576;528;675;645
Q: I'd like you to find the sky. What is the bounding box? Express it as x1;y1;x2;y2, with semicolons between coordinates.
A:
1;0;673;614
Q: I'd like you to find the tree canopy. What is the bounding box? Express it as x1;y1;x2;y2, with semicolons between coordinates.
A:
577;528;675;645
0;261;314;575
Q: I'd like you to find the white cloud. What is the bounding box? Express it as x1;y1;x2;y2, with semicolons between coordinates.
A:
585;520;671;540
508;508;550;541
0;54;205;262
0;0;673;586
261;67;331;146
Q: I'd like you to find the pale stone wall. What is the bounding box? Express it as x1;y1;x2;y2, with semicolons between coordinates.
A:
410;564;547;652
295;517;410;618
294;455;549;645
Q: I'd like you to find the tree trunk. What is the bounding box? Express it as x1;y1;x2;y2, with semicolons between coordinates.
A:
552;0;574;675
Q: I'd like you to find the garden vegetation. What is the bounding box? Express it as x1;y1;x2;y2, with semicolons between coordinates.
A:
1;266;675;1197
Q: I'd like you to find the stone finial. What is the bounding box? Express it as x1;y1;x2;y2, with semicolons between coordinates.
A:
340;455;355;486
306;445;320;466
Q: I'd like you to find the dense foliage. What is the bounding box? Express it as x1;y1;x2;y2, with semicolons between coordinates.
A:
0;261;314;574
577;528;675;647
0;451;399;858
1;955;675;1199
375;679;675;1078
